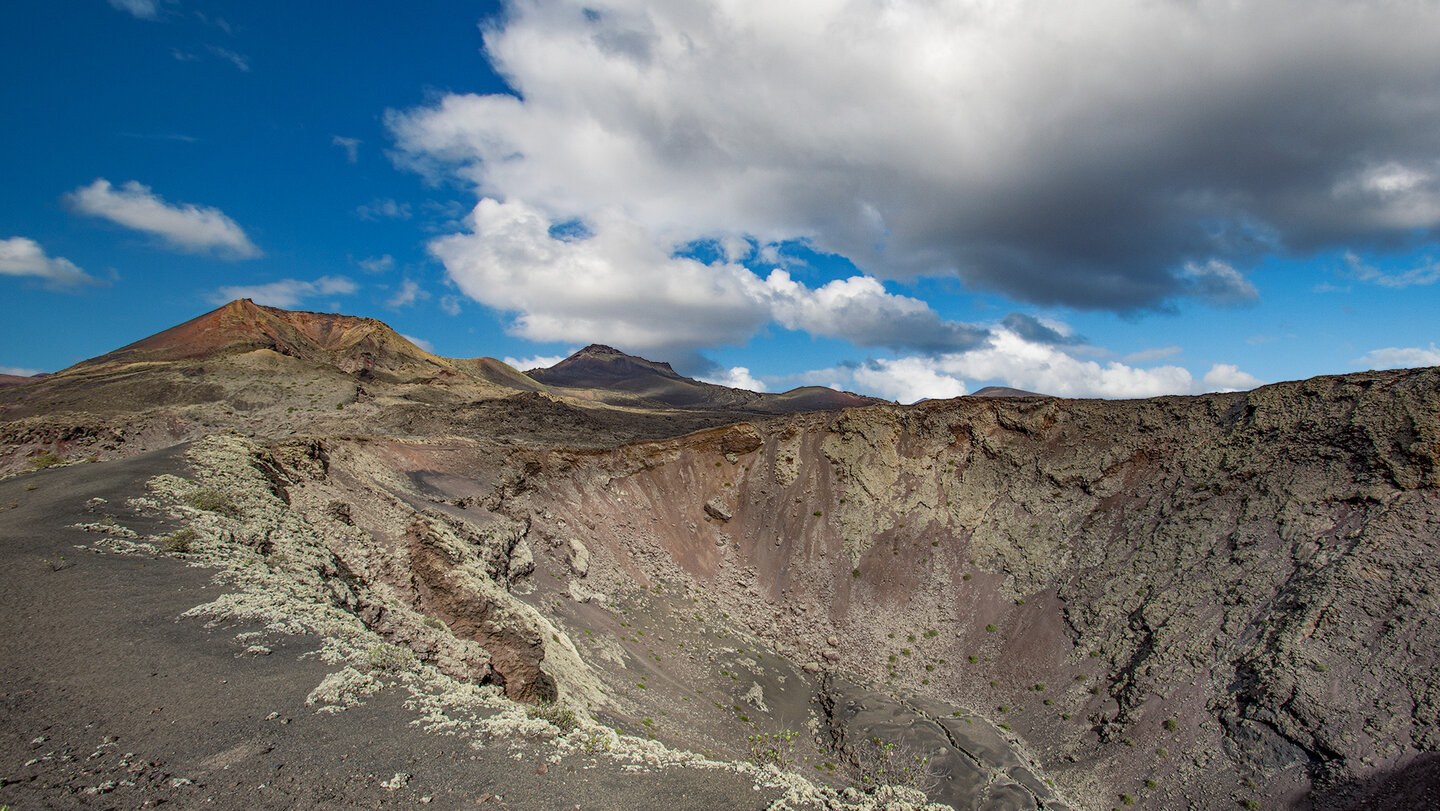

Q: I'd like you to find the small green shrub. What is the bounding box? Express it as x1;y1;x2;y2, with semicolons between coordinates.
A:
985;624;997;633
1163;718;1179;731
163;527;199;553
29;451;63;470
365;643;416;672
528;700;578;730
185;487;240;518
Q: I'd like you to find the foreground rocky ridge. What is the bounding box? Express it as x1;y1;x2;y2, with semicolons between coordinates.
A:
475;366;1439;809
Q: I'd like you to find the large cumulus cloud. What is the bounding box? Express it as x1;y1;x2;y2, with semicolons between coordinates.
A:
393;0;1440;311
428;198;990;359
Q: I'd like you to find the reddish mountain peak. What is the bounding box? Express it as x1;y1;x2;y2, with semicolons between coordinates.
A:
62;299;432;379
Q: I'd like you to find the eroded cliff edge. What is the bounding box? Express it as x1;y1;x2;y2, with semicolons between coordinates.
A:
483;367;1438;809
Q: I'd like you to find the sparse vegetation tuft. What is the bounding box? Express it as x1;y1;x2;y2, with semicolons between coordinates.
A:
185;487;240;518
29;451;63;470
527;700;578;730
163;527;199;553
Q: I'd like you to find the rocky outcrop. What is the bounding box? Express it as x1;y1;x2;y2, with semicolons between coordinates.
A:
494;366;1440;809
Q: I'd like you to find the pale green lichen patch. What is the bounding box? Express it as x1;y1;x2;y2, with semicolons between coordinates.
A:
306;667;381;713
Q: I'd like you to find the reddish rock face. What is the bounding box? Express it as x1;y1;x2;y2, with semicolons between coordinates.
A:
405;517;555;702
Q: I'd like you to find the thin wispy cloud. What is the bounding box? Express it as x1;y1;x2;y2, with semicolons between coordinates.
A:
332;135;361;164
0;364;44;377
119;132;199;143
0;237;97;288
206;46;250;72
108;0;159;20
385;278;428;308
67;179;261;259
1354;344;1440;370
400;334;435;353
356;254;394;273
213;276;356;309
356;198;412;221
1344;253;1440;288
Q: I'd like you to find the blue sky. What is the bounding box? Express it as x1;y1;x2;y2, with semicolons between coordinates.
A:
3;0;1439;402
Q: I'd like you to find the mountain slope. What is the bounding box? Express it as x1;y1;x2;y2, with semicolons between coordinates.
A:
70;298;457;384
530;343;881;413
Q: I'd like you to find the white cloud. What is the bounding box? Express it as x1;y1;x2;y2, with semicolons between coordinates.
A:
356;199;412;221
213;275;356;309
67;179;260;258
1343;253;1440;288
1332;161;1440;230
1123;346;1183;364
1201;364;1264;392
503;354;569;372
439;295;463;316
206;46;250;72
0;365;43;377
392;0;1440;311
699;366;767;393
852;358;965;404
332;135;361;163
431;200;768;352
1354;344;1440;370
0;237;96;287
761;271;985;351
932;328;1198;399
357;254;395;273
429;198;986;354
789;325;1262;401
109;0;158;19
400;334;435;353
386;278;429;308
1180;260;1259;306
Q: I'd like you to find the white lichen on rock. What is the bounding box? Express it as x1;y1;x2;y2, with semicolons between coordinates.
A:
306;667;380;712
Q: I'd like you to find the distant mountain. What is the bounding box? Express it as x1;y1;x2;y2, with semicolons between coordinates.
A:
970;385;1047;398
529;344;881;413
1;302;878;423
72;298;450;383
